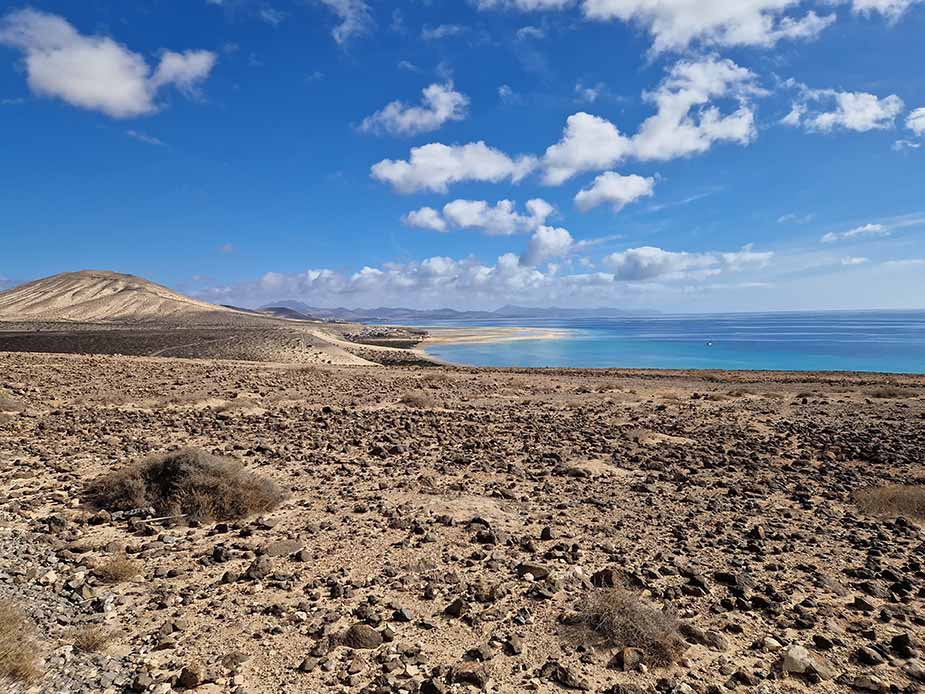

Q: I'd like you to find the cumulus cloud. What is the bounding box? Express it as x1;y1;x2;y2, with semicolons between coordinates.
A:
404;199;554;235
604;244;772;280
907;107;925;136
196;239;774;308
541;112;632;185
539;58;762;183
360;82;469;136
783;84;905;133
371;141;537;193
630;57;761;161
603;246;720;280
0;9;217;118
318;0;373;44
587;2;834;52
851;0;924;19
821;223;890;243
574;172;656;212
521;226;574;265
478;0;835;52
402;206;447;232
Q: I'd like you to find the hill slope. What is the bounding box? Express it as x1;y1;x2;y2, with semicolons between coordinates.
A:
0;270;237;323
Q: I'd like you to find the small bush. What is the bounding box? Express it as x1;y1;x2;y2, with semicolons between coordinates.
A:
578;589;686;666
854;485;925;520
72;625;113;653
84;448;286;523
95;557;141;584
0;601;40;684
399;391;434;408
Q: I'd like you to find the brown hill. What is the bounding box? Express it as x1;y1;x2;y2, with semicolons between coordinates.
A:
0;270;239;323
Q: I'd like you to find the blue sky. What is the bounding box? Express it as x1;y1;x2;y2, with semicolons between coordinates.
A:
1;0;923;311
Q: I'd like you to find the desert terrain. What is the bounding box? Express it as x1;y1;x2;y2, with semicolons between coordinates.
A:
1;272;924;694
1;352;924;694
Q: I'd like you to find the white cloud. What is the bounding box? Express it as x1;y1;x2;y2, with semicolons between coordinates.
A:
541;112;632;185
259;7;286;25
476;0;576;9
402;207;447;232
851;0;924;20
784;84;905;133
371;141;537;193
360;82;468;136
821;223;890;242
318;0;373;44
404;198;554;235
421;24;467;40
126;130;165;146
516;25;546;39
0;9;216;118
841;256;869;265
907;107;925;136
150;50;217;97
604;243;772;280
574;171;656;212
521;226;575;265
540;58;761;183
719;243;774;271
630;57;761;161
580;0;834;53
603;246;720;280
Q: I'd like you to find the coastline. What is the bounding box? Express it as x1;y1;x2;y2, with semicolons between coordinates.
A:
417;325;573;347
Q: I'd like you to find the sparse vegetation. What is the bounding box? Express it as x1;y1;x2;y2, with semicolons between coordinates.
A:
867;386;915;399
577;589;686;666
0;601;40;684
84;448;286;523
72;625;113;653
854;485;925;520
399;391;434;408
94;556;142;584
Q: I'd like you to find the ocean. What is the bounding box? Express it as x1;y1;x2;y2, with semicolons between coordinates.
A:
418;311;925;373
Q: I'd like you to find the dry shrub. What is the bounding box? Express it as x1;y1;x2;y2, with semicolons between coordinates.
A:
95;556;141;584
854;485;925;520
0;395;23;413
84;448;285;523
868;386;914;399
578;589;686;666
399;391;434;408
72;625;113;653
0;601;40;684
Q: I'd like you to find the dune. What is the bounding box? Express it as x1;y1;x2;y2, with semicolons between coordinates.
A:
0;270;240;323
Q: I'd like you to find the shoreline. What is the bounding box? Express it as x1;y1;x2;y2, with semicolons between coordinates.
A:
417;325;574;347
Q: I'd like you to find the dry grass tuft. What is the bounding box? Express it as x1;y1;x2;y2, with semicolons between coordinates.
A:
0;395;24;413
399;391;434;408
854;485;925;520
0;601;40;684
95;556;142;584
84;448;286;523
72;625;113;653
577;589;686;666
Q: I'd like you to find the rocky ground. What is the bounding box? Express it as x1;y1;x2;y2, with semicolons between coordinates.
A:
1;351;924;694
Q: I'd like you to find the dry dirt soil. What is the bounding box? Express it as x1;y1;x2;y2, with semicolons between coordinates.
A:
1;352;924;694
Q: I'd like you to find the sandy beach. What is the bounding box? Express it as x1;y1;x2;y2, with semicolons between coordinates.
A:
419;325;573;346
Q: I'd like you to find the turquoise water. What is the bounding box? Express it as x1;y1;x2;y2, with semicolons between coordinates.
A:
419;311;925;373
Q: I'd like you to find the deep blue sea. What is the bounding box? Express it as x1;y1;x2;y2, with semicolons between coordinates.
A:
417;311;925;373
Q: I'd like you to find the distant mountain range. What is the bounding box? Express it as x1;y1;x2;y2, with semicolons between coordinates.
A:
259;301;653;323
